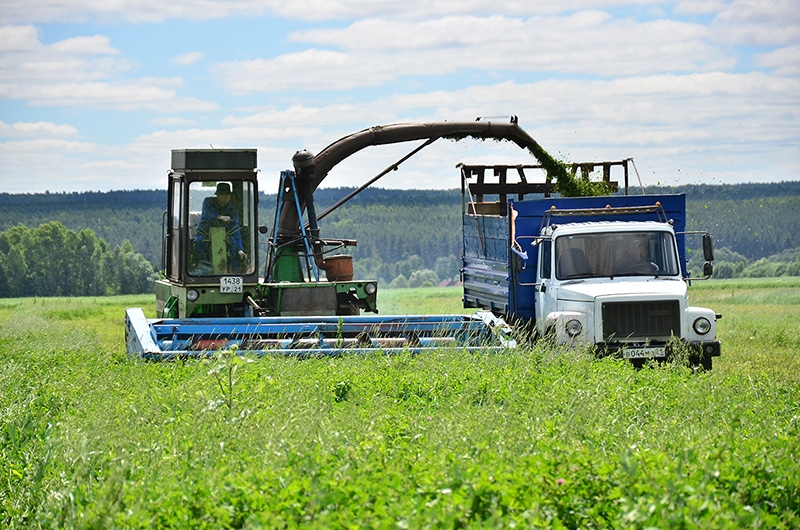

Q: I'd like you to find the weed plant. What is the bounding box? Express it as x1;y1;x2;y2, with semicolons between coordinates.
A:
1;283;798;528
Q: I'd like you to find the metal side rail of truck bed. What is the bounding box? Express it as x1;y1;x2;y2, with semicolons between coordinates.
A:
125;307;516;360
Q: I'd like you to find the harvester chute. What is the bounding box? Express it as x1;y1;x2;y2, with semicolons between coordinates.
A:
276;118;568;239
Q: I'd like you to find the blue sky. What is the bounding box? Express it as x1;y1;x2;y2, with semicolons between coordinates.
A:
0;1;798;193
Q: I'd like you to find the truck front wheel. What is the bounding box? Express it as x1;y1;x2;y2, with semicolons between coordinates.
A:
688;352;713;371
697;355;713;371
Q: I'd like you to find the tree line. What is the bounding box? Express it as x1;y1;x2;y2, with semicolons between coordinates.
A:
0;222;156;298
1;182;799;294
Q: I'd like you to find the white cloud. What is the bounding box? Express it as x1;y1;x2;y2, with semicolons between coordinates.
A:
150;116;197;126
755;45;800;76
49;34;119;55
216;13;731;94
172;51;203;65
221;103;395;129
0;26;128;85
0;137;115;193
0;1;262;24
1;79;218;112
674;1;726;15
711;0;800;46
0;1;661;25
0;24;42;52
0;120;79;138
213;49;383;93
0;26;217;112
133;125;318;147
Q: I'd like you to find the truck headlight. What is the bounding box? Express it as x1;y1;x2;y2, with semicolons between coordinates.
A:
364;282;377;295
187;289;199;302
565;319;582;337
693;317;711;335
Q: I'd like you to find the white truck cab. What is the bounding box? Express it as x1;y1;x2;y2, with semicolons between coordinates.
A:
535;221;719;366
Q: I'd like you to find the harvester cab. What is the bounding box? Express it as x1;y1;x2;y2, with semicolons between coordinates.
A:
156;148;378;319
157;149;260;318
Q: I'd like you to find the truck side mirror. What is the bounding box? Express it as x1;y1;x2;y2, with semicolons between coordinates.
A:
703;261;714;278
702;233;714;262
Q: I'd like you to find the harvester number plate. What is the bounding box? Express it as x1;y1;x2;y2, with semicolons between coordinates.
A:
220;276;243;293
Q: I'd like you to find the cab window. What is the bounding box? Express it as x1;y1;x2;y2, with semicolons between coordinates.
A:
188;181;255;276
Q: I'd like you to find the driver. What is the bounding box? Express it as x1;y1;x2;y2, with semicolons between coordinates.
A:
194;183;247;271
615;236;658;274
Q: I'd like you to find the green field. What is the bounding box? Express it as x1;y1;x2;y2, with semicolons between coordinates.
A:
1;279;799;528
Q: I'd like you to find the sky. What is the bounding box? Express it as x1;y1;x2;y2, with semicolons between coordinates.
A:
0;0;798;194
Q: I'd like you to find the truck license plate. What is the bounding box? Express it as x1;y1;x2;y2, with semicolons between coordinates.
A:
220;276;242;293
623;347;666;359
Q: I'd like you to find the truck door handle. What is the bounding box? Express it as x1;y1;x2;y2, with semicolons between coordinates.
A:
540;284;546;293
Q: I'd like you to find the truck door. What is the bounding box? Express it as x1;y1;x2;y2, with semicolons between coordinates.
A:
535;239;557;332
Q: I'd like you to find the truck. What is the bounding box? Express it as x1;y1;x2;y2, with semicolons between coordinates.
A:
460;161;721;368
125;117;720;368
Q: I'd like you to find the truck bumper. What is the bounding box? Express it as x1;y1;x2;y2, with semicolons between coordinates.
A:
596;339;720;367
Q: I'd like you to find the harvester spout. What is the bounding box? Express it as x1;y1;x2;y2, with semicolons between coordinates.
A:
276;118;568;241
286;149;318;236
286;148;350;280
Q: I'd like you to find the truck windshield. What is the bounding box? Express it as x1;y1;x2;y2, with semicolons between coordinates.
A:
555;231;679;279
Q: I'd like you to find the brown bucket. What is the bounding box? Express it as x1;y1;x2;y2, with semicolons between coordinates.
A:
322;254;354;281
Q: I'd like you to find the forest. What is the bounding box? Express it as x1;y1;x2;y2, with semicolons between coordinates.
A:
0;181;799;296
0;222;156;298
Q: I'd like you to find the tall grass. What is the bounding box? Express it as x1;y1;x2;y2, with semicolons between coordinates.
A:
1;282;798;528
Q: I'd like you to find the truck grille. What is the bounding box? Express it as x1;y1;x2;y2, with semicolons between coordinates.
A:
602;300;680;341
